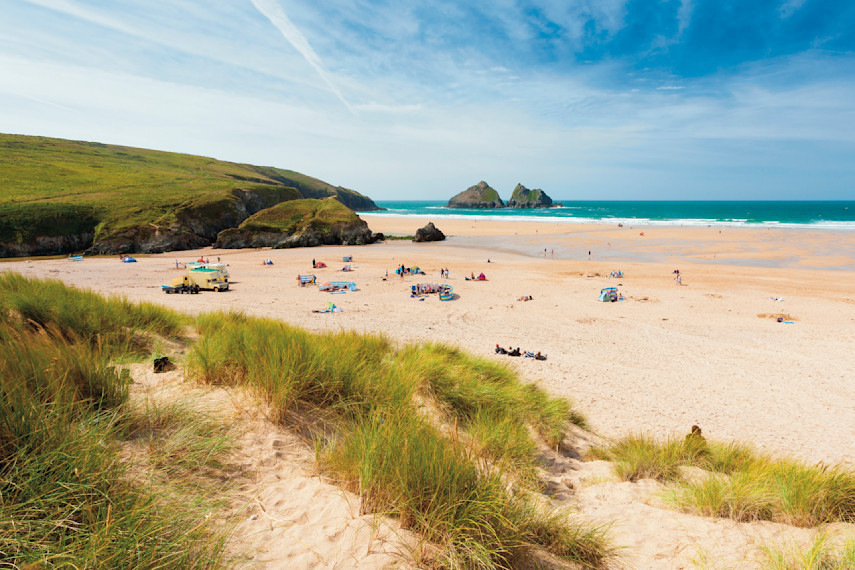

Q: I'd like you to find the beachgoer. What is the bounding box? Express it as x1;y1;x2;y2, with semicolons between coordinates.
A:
312;258;316;268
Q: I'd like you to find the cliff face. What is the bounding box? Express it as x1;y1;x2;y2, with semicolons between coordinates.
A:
506;184;553;208
85;187;302;255
447;181;505;209
214;198;379;249
0;133;384;257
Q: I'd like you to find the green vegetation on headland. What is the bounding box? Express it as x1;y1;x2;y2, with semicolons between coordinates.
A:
215;197;379;248
0;133;381;257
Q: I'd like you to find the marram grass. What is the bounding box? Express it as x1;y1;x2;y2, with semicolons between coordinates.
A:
0;319;227;568
188;313;613;567
762;532;855;569
592;433;855;527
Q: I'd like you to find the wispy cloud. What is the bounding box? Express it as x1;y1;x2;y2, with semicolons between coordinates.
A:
250;0;354;113
2;0;855;199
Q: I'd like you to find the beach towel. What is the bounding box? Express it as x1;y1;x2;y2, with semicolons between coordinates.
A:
313;302;342;313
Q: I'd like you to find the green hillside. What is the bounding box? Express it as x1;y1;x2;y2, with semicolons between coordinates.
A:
237;198;361;234
0;133;379;255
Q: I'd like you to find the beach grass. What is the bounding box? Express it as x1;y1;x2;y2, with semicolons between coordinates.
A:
762;532;855;569
0;312;228;568
0;276;611;567
0;272;186;348
188;314;613;567
592;434;855;527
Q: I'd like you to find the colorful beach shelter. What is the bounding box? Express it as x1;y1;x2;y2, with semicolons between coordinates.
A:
598;287;619;302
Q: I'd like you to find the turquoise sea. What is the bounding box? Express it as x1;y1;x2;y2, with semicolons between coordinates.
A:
360;201;855;230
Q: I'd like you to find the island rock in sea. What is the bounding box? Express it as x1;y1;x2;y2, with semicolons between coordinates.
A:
413;222;445;242
447;181;505;209
506;184;553;209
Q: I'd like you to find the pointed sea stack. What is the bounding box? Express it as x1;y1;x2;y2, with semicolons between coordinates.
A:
447;181;504;209
506;184;553;208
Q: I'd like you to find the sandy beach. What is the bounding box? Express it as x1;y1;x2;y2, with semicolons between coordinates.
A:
6;217;853;466
5;216;855;567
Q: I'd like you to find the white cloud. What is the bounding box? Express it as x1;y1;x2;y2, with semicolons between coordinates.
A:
250;0;354;113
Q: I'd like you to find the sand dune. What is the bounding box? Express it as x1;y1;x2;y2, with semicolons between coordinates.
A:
5;217;855;567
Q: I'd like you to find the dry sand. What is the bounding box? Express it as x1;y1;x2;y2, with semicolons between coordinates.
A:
5;216;855;567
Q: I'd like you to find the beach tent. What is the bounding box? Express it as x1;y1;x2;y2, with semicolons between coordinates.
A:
598;287;619;302
122;256;137;263
477;273;487;281
342;256;353;262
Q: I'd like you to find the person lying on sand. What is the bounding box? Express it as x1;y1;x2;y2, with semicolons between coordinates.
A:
495;344;508;355
508;347;522;357
535;352;547;361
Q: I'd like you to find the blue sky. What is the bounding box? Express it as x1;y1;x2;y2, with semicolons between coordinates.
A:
2;0;854;200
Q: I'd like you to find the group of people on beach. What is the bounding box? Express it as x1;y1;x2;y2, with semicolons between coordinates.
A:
495;344;547;360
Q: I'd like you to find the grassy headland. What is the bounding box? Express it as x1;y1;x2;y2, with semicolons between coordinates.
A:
0;133;379;255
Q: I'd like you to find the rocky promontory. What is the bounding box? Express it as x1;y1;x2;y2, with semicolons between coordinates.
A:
447;181;505;209
0;133;383;257
506;184;553;208
215;198;379;249
446;181;557;209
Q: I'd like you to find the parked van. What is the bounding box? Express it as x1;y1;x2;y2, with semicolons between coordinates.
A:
172;267;229;291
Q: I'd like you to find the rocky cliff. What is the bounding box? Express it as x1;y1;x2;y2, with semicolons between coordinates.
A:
506;184;554;208
0;133;383;257
85;187;303;255
447;181;505;209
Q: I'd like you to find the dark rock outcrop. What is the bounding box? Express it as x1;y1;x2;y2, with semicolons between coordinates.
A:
0;233;95;258
447;181;504;209
413;222;445;242
506;184;553;208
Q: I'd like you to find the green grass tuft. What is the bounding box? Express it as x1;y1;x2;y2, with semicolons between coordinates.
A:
595;433;855;527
